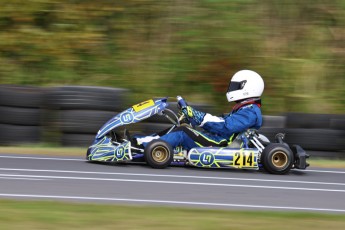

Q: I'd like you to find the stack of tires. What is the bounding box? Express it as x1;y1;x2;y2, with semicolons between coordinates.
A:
259;115;286;141
0;85;44;145
284;113;345;152
45;86;129;147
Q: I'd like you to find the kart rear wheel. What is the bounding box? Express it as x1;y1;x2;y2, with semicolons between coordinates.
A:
261;143;294;175
144;140;173;169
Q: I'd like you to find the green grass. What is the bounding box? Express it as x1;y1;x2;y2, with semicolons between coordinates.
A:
307;158;345;169
1;145;345;168
0;200;344;230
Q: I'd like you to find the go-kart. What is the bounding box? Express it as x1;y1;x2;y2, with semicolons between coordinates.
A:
86;97;309;174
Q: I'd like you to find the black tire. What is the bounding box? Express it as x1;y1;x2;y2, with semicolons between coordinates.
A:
285;113;339;129
0;85;44;108
44;86;129;111
284;128;345;151
144;140;173;169
59;110;117;134
330;118;345;130
261;143;294;175
0;124;41;145
262;115;286;128
61;133;96;147
258;127;286;142
0;106;41;126
141;122;174;135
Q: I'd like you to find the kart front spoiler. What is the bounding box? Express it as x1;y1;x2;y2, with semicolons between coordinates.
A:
87;137;133;162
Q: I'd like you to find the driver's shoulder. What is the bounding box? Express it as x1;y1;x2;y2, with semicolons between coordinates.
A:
235;104;260;115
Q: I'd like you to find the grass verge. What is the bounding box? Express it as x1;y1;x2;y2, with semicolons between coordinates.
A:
0;200;344;230
0;145;345;168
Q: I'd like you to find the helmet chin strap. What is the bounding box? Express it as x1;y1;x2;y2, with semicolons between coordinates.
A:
232;97;261;112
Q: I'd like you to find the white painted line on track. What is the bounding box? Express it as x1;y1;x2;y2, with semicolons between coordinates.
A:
1;173;344;193
304;169;345;174
0;155;82;161
0;193;344;213
1;155;344;174
0;168;344;186
0;176;48;181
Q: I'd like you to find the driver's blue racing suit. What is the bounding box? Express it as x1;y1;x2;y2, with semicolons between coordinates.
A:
137;99;262;150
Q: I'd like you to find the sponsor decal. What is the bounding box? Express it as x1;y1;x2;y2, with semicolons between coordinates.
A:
199;151;215;166
120;112;134;124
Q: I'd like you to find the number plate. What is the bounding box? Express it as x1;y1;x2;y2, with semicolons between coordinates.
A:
232;150;256;168
132;99;155;112
188;147;259;169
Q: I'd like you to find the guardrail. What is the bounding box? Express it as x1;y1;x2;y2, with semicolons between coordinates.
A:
0;85;344;158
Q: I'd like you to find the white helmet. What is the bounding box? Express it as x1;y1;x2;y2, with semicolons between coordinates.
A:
226;70;264;102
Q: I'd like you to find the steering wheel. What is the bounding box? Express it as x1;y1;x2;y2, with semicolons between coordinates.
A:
160;96;193;135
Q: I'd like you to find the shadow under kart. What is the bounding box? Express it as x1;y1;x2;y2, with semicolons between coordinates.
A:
86;97;309;175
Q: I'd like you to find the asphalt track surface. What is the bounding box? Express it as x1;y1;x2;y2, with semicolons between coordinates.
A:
0;153;344;213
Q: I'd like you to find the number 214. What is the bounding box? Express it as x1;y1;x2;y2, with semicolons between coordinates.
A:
234;152;254;166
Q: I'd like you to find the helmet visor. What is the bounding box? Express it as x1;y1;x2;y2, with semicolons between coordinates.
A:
227;80;247;92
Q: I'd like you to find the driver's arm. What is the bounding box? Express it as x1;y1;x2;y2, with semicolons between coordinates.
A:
200;106;260;137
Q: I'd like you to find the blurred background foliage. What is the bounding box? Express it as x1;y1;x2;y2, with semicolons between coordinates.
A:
0;0;344;114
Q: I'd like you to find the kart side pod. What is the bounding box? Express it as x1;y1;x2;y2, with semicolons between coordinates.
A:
188;147;260;170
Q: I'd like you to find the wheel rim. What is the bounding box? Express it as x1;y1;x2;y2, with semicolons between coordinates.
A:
271;151;288;168
152;146;169;163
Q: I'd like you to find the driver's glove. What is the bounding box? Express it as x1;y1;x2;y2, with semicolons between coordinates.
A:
181;106;206;126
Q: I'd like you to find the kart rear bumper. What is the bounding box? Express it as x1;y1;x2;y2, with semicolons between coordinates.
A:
291;145;310;169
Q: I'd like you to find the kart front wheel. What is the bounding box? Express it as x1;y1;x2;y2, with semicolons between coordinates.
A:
261;143;294;175
144;140;173;169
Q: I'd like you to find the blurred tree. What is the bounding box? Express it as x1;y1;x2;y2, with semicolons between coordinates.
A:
0;0;343;114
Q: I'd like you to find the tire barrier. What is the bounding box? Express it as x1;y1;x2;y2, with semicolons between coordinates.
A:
141;122;174;135
0;85;44;108
45;86;129;111
262;115;286;128
258;116;287;141
330;118;345;130
0;106;41;126
43;86;129;147
258;127;286;142
59;110;117;134
57;110;118;147
61;133;96;147
284;128;344;151
0;84;344;156
0;124;41;145
284;113;345;152
285;112;343;129
0;85;44;145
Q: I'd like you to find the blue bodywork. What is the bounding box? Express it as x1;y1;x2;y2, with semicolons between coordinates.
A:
86;97;308;172
188;147;259;169
87;98;168;161
86;97;260;170
96;98;168;139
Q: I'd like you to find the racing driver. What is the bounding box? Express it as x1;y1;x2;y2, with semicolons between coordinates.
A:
135;70;265;151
